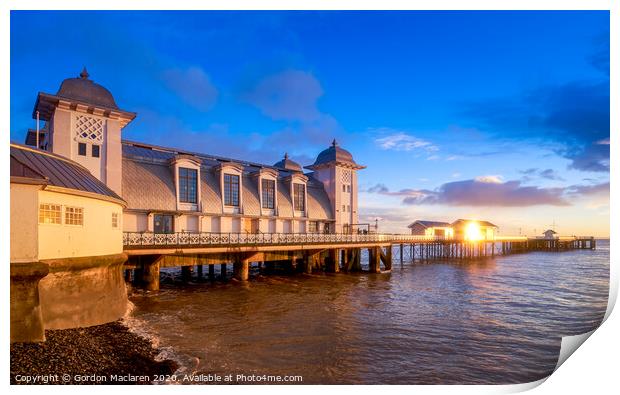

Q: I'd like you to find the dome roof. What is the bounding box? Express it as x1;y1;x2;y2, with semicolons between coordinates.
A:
273;153;302;172
56;67;119;110
307;139;364;169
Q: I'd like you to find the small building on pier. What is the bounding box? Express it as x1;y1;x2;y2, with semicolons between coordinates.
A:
451;219;498;241
543;229;558;239
407;220;454;238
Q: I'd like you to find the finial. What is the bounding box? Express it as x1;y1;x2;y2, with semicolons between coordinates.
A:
80;67;89;79
332;138;338;147
284;153;289;160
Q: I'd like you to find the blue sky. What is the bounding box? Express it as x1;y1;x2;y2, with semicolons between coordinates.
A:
10;11;610;236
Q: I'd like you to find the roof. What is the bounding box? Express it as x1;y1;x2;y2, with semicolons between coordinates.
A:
408;220;452;228
451;219;498;228
305;139;365;170
32;69;136;127
10;143;125;203
56;68;119;110
273;153;302;172
121;142;333;219
544;229;557;234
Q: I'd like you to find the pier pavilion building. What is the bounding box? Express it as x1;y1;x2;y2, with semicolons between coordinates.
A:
26;68;365;238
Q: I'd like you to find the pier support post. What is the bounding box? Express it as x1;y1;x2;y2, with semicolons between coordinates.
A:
385;246;392;271
220;263;227;279
326;249;340;273
233;258;250;281
142;259;161;291
208;264;215;281
124;269;133;283
197;264;203;279
369;247;381;273
181;265;193;282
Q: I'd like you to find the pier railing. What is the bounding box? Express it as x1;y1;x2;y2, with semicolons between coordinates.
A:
123;231;444;249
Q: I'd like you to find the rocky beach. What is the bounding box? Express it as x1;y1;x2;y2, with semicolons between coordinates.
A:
10;321;177;385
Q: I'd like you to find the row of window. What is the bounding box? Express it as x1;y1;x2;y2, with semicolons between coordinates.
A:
342;184;351;193
38;203;119;228
178;168;306;211
78;142;100;158
342;204;352;213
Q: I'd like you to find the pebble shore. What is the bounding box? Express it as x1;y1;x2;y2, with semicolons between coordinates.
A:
10;321;177;385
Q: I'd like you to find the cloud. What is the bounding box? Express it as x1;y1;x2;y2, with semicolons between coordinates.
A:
162;67;219;111
462;41;609;174
519;168;565;181
367;178;575;207
241;69;323;122
373;129;438;153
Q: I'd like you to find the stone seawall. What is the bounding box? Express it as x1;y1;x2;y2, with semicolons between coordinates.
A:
10;253;128;342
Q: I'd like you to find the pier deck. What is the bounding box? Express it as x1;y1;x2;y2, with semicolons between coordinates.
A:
122;232;596;291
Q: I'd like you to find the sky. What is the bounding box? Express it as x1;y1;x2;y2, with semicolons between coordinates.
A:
10;11;610;236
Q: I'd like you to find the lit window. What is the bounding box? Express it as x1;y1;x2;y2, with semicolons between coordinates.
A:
262;179;275;209
92;145;100;158
224;173;240;206
65;206;84;226
39;204;62;224
78;142;87;156
293;183;305;211
112;212;119;228
179;167;198;203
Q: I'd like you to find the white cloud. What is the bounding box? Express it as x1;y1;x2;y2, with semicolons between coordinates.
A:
373;129;438;153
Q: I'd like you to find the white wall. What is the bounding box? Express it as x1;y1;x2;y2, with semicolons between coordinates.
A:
10;183;40;263
38;189;124;259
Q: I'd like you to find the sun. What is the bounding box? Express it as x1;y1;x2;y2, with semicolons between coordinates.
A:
464;222;483;241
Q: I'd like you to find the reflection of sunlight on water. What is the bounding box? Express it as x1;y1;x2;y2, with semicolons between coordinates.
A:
127;241;609;385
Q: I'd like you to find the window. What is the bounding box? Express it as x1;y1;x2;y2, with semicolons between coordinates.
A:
262;179;275;209
78;142;87;156
112;212;119;228
342;185;346;192
342;205;346;212
293;183;305;211
154;214;174;234
65;206;84;226
347;185;351;193
308;221;318;233
39;204;62;224
224;174;240;206
92;145;100;158
179;167;198;203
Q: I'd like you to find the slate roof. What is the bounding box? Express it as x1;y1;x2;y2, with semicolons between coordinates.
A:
408;220;452;228
10;143;125;202
121;141;333;220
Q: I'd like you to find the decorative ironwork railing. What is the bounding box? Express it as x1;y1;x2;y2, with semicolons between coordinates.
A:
123;231;443;248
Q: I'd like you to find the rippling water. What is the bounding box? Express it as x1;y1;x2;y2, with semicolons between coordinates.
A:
127;240;609;384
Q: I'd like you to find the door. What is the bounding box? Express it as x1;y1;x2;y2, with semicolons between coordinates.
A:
154;214;174;234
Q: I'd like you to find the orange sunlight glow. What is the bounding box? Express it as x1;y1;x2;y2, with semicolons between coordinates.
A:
464;222;483;241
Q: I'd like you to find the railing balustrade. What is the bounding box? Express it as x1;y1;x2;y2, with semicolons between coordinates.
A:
123;231;444;248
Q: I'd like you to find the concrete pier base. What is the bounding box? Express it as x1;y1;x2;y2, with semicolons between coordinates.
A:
233;258;250;281
10;262;49;343
143;260;161;291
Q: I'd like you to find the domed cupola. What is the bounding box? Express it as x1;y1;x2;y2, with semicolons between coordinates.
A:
55;67;119;110
305;139;365;170
274;153;303;172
